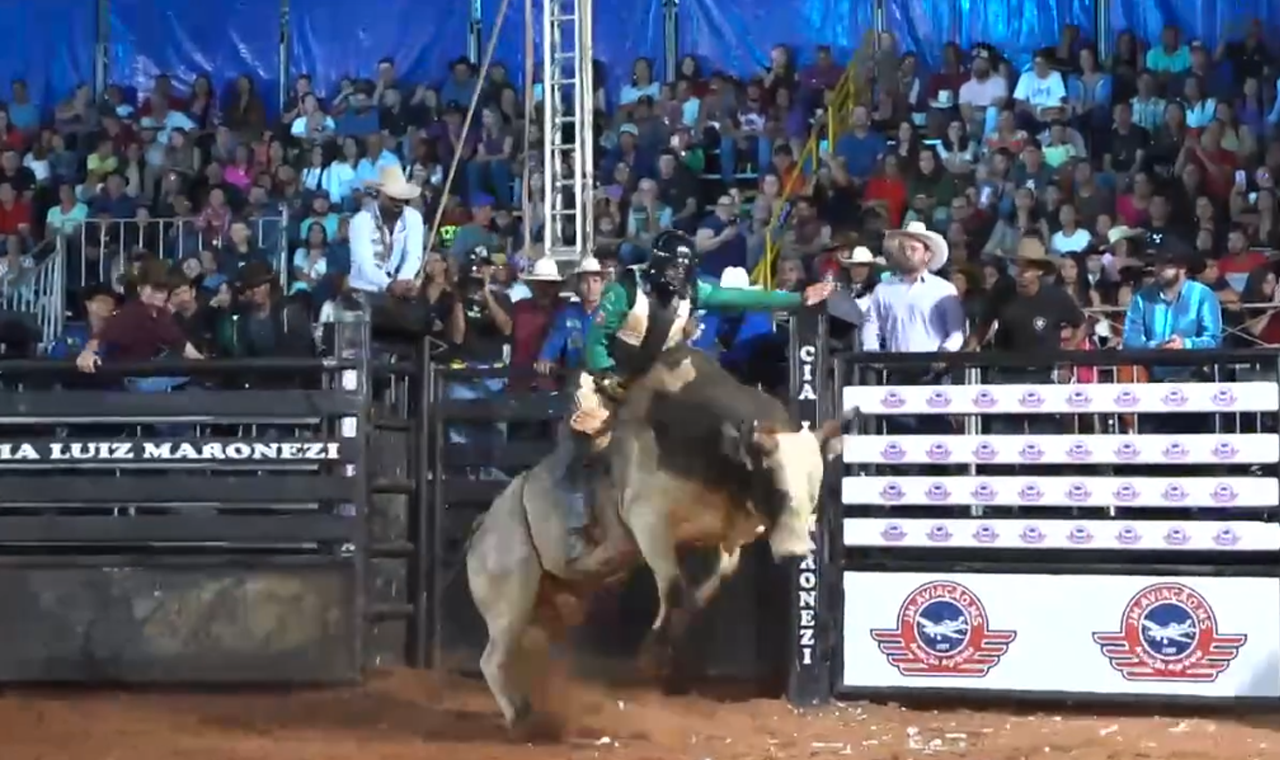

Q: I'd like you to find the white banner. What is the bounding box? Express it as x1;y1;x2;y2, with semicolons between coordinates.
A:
843;518;1280;551
844;476;1279;508
842;433;1280;466
842;573;1280;696
843;382;1279;416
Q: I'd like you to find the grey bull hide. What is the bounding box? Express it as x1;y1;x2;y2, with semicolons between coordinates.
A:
465;347;842;728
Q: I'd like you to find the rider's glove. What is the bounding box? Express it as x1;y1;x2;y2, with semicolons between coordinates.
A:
594;372;627;403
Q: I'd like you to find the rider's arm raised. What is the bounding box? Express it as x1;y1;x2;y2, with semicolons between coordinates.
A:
583;282;631;373
695;280;802;312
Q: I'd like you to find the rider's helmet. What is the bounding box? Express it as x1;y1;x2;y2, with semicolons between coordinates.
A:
645;230;697;300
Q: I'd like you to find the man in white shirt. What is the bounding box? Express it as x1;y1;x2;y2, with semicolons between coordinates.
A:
861;221;966;435
958;48;1008;137
348;165;424;297
1012;53;1067;132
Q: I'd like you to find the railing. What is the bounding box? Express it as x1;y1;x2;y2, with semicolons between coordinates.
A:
0;237;67;347
786;311;1280;705
754;57;863;288
70;213;291;291
1079;303;1280;349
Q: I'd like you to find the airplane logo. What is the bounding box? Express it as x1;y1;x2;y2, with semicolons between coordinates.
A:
1093;582;1246;682
871;580;1016;677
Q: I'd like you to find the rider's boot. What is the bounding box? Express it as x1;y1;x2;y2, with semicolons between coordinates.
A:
554;429;599;576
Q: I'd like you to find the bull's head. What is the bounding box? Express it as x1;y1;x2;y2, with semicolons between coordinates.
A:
720;419;843;560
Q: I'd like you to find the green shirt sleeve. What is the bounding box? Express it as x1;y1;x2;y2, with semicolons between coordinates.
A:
696;281;803;312
584;282;631;373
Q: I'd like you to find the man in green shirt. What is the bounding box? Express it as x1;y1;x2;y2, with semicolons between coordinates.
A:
559;229;832;575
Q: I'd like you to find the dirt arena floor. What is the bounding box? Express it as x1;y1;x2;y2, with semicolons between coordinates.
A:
0;668;1274;760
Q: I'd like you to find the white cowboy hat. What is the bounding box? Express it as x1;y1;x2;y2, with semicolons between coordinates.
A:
522;257;564;282
1106;225;1147;246
719;266;760;290
573;257;603;275
884;221;948;272
839;245;877;265
362;164;421;201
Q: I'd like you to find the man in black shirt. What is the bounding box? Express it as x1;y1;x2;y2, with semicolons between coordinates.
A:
655;150;699;232
968;237;1085;434
0;150;35;199
1105;101;1149;176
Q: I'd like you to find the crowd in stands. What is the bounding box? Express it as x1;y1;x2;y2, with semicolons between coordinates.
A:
2;18;1280;384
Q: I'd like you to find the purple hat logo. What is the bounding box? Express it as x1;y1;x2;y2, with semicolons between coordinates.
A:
880;481;905;502
925;390;952;409
927;524;953;542
1116;526;1142;545
1019;483;1044;502
1162;483;1189;503
971;482;998;503
1214;527;1241;547
1211;483;1239;504
1212;441;1239;461
1162;388;1188;408
1018;389;1045;409
1115;388;1140;408
1115;441;1141;462
1163;441;1189;461
880;442;907;462
1066;388;1092;409
924;482;951;502
1211;387;1237;408
881;390;906;410
925;442;952;462
1163;527;1190;546
973;389;998;409
1020;525;1046;544
1068;525;1094;545
1066;441;1092;462
880;522;907;542
973;524;999;543
1113;482;1140;503
973;441;998;462
1066;482;1092;503
1019;442;1045;462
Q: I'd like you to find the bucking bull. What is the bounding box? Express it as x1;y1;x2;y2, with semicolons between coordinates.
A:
466;344;842;728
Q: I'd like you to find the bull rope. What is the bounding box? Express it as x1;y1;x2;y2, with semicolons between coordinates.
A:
415;0;514;285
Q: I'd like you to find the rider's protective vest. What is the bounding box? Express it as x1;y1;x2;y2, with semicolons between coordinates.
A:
612;270;699;377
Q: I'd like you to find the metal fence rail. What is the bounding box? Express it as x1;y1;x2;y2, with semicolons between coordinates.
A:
71;213;291;290
1;237;67;347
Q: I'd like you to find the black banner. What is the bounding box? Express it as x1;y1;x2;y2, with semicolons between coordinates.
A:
0;439;350;466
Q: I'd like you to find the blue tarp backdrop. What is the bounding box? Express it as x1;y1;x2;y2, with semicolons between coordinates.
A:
0;0;1276;108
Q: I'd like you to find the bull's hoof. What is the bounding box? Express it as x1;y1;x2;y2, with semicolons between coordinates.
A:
508;696;533;728
638;631;673;679
508;703;566;744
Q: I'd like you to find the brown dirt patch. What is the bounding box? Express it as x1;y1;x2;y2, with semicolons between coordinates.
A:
0;668;1275;759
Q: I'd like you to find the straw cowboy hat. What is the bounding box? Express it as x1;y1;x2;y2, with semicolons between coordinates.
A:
718;266;761;290
884;221;948;272
1009;237;1058;272
573;257;604;276
362;164;421;201
522;257;564;282
1106;226;1147;247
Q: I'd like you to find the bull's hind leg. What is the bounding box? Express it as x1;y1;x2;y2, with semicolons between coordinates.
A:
624;500;691;677
468;543;543;728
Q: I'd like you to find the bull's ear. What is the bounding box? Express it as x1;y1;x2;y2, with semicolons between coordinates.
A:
816;419;841;443
816;419;844;461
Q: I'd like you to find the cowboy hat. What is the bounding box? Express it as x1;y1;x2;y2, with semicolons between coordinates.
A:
1106;226;1147;246
522;257;564;282
362;164;421;201
573;257;604;276
884;221;948;272
719;266;761;290
1010;237;1057;271
839;245;877;265
236;259;277;290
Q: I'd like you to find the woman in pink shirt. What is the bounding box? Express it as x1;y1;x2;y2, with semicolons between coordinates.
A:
1114;171;1153;227
223;144;253;189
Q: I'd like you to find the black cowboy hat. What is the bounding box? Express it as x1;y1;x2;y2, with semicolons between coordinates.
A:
236;260;277;291
81;282;123;306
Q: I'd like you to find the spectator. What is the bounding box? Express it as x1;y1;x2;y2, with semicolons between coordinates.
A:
291;221;331;295
510;257;563;385
74;259;204;372
862;221;965;355
538;256;604;376
45;183;88;238
48;283;121;361
958;48;1007;138
215;260;313;358
450;193;499;262
695;192;748;277
623;178;672;265
223;74;268;135
468;107;515;204
1122;247;1222;354
0;181;32;262
168;269;217;355
290;93;336;142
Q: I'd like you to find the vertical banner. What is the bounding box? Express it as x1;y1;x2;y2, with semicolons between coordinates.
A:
786;308;830;706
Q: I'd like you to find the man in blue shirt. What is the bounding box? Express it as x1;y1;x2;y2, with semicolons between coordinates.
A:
536;257;605;376
834;105;887;182
47;284;121;360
